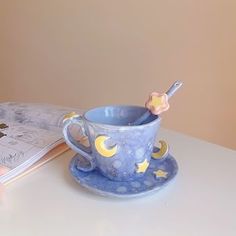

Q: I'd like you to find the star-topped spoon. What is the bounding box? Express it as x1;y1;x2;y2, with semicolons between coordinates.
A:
130;81;183;126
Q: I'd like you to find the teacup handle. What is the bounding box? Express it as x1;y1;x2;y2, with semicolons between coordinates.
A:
62;113;96;172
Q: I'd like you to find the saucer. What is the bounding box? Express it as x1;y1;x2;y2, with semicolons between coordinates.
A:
69;154;178;198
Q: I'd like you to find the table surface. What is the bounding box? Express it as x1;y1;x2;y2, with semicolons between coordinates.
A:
1;128;236;236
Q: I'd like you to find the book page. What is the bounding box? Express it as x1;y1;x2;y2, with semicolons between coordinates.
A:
0;119;63;183
5;143;69;185
0;102;83;132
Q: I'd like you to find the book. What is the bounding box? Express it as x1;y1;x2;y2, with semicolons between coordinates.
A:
0;102;82;184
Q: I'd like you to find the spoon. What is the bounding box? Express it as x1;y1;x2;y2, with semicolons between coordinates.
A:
130;81;183;126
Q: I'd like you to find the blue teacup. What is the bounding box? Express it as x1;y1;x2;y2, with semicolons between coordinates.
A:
63;105;166;181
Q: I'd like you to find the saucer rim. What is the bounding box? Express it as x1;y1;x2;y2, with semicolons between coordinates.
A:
69;154;178;198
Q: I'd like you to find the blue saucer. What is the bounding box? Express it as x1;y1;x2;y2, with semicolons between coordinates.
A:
69;154;178;198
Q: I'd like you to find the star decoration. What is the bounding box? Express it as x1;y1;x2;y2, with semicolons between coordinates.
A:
145;92;169;115
136;159;149;173
153;169;168;178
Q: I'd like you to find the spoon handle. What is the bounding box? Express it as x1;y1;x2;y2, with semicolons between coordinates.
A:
130;80;183;126
130;111;150;126
166;81;183;98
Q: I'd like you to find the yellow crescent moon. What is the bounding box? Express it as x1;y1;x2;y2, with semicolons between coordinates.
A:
95;136;117;158
151;140;169;159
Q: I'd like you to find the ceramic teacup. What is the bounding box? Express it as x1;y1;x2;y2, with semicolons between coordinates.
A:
63;105;167;181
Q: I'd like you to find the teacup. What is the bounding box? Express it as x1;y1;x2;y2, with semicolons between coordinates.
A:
63;105;167;181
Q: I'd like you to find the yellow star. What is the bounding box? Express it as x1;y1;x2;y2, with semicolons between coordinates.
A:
153;169;168;178
136;159;149;173
149;95;164;108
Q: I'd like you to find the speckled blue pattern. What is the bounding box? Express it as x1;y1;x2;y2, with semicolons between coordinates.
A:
63;106;162;181
69;153;178;198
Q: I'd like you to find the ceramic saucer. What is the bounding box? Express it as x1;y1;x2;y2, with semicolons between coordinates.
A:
69;154;178;198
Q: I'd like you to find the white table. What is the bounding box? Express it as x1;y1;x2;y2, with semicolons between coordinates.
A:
1;129;236;236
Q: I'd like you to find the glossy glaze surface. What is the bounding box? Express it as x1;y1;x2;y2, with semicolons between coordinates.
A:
69;152;178;198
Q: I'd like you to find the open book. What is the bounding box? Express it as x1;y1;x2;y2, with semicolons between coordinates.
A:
0;102;81;184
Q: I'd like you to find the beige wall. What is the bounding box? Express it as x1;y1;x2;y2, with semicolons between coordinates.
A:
0;1;236;149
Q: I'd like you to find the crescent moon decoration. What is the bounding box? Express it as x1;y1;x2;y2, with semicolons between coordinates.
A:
95;135;117;158
63;112;79;122
151;140;169;159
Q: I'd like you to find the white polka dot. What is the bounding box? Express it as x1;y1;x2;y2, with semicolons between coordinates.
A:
127;150;132;155
135;148;145;159
149;163;155;168
116;186;127;193
144;180;153;187
131;181;141;188
157;165;165;169
112;160;122;169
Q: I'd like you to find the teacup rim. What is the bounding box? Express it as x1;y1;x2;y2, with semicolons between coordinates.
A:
83;105;161;129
